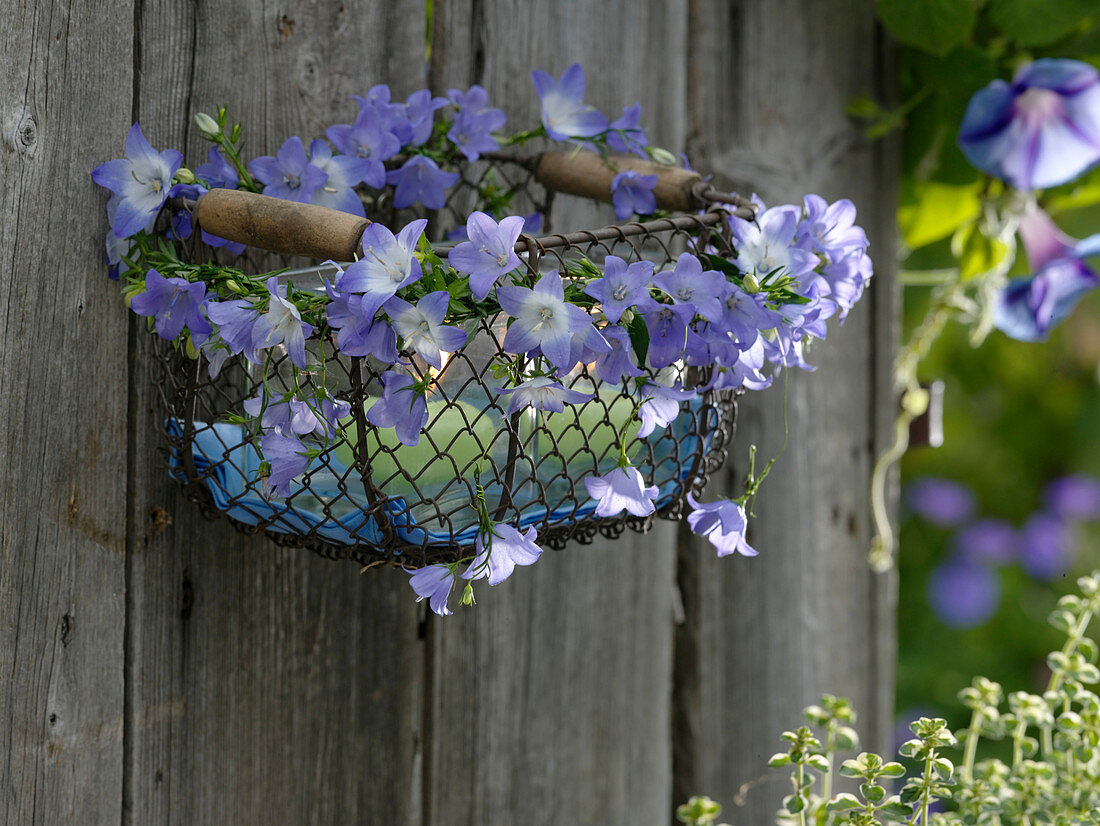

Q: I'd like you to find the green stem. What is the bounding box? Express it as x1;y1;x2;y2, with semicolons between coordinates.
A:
960;707;983;785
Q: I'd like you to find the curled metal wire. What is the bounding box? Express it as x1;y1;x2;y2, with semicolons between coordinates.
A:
154;154;744;568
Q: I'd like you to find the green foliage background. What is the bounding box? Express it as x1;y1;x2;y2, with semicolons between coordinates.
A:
875;0;1100;730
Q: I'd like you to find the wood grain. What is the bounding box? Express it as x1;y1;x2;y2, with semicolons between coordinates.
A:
0;1;133;822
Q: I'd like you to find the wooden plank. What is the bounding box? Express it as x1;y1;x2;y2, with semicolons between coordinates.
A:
124;2;427;823
427;2;688;822
677;1;899;822
0;1;134;822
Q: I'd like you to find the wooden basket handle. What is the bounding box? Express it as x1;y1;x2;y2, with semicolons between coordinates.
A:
533;150;704;213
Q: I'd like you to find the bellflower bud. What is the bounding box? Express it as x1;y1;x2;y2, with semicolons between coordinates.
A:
194;112;221;139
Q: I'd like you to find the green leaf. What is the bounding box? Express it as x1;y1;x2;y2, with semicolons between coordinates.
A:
626;312;650;365
879;801;914;821
861;783;886;803
825;793;861;812
879;762;907;779
876;0;977;55
951;222;1009;280
899;181;983;249
988;0;1095;46
768;753;792;768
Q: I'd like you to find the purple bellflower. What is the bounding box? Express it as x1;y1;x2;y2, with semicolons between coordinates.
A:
497;377;594;416
958;58;1100;191
249;136;328;204
338;218;427;317
195;146;238;189
497;271;608;370
308;140;370;217
728;204;819;284
92;123;182;238
532;64;609;142
384;291;468;369
994;204;1100;341
401;89;448;147
130;269;212;345
447;212;525;300
637;382;696;437
610;170;659;220
605;103;648;157
245;392;349;441
386;155;460;210
325;113;401;190
713;282;783;345
643;303;696;369
366;371;429;446
205;298;261;365
686;493;757;557
463;524;543;586
594;325;644;384
653;252;725;321
447;85;507;161
324;281;399;361
260;429;312;499
251;276;315;369
408;564;458;616
583;256;657;323
584;465;658;518
796;194;868;260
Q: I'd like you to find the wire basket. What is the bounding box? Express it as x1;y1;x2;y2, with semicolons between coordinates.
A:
154;151;750;569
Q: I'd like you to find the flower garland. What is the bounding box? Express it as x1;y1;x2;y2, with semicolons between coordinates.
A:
93;64;873;616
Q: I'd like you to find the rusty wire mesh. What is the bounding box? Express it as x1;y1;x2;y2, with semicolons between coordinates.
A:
154;154;744;568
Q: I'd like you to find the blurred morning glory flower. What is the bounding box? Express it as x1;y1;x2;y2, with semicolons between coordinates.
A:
92;123;182;238
993;204;1100;341
1044;474;1100;520
1019;512;1074;580
249;136;328;204
952;519;1017;565
905;477;976;526
584;465;658;518
958;58;1100;191
610;169;658;220
462;524;543;586
928;560;1001;628
408;564;457;616
532;63;609;142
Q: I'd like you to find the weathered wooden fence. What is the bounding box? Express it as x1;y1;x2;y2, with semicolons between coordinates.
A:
1;1;897;822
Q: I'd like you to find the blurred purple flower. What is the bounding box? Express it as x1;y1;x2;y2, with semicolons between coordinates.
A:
610;169;658;220
385;155;459;210
92;123;182;238
1045;474;1100;520
532;63;609;142
447;85;506;162
249;136;328;204
196;146;238;189
1020;512;1074;580
400;89;448;147
953;519;1018;565
905;477;976;526
584;465;658;518
408;564;457;616
928;560;1001;628
462;524;543;586
605;103;648;157
958;58;1100;190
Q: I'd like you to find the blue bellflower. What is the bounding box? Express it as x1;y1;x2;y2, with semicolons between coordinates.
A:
497;377;594;416
532;64;609;142
366;371;429;446
959;59;1100;191
462;524;543;586
605;103;648;157
583;255;656;323
308;140;370;217
447;212;525;300
251;276;315;368
339;218;427;317
594;325;644;384
386;155;459;209
727;204;819;284
653;253;725;321
447;85;507;162
249;136;328;204
408;564;458;616
584;465;658;518
497;271;607;370
260;429;312;499
130;268;212;345
206;298;261;365
324;281;399;361
326;113;401;189
92;123;182;238
384;290;468;369
610;169;659;220
195;146;238;189
637;382;696;437
686;493;757;557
